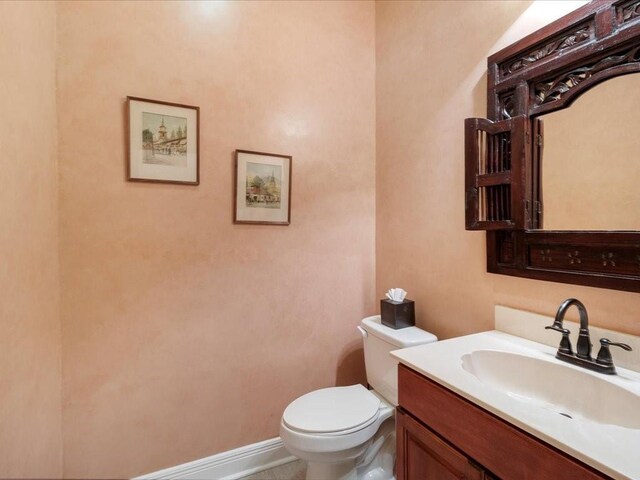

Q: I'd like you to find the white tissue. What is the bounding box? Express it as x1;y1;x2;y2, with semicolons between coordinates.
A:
385;288;407;302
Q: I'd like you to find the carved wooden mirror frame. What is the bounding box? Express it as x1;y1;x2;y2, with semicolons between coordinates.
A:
466;0;640;292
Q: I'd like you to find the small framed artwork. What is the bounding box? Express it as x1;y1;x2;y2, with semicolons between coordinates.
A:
127;96;199;185
234;149;292;225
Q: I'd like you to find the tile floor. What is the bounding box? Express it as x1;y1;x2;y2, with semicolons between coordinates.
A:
239;459;306;480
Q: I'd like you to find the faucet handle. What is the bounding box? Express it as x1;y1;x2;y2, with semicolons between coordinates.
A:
600;338;632;351
545;324;569;334
596;338;632;368
545;325;573;355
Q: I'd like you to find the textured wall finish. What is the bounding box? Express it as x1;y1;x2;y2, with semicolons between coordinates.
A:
57;1;375;477
0;1;62;477
376;0;640;344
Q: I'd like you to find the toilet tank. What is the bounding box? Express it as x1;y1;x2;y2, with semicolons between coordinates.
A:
359;315;437;406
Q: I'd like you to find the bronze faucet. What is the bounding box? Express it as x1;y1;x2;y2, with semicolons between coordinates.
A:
545;298;632;375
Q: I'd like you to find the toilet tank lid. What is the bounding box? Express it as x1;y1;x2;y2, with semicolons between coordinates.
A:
360;315;437;348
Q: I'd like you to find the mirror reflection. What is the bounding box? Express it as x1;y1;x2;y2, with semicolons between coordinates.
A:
540;74;640;231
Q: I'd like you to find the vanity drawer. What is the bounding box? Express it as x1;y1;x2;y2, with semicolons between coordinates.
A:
398;364;610;480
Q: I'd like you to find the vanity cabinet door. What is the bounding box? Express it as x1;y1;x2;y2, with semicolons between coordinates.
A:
396;409;485;480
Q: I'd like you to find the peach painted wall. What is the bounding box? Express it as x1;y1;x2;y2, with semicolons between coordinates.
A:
56;1;375;477
376;0;640;342
0;1;62;477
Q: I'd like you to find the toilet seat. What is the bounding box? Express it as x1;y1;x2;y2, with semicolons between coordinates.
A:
283;385;381;435
280;386;394;456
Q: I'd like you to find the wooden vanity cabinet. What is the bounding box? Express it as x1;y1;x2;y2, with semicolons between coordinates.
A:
396;364;611;480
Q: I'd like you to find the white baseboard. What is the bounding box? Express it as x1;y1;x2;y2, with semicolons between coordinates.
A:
133;437;297;480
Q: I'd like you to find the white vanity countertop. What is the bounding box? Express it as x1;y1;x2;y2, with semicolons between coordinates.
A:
391;330;640;480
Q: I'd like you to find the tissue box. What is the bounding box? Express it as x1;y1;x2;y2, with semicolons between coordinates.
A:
380;299;415;329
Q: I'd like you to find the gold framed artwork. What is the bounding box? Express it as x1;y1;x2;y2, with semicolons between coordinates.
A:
234;150;292;225
127;96;199;185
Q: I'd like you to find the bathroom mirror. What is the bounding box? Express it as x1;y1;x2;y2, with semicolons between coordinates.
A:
465;0;640;292
540;74;640;231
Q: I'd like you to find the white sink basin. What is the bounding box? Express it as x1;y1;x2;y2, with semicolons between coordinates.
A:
462;349;640;429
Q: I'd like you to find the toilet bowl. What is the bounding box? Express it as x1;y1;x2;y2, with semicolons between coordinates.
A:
280;315;437;480
280;385;395;480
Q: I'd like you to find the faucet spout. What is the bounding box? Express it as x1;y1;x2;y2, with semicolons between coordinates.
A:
555;298;591;359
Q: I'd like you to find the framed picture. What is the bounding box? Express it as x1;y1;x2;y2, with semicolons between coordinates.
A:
127;96;199;185
234;150;292;225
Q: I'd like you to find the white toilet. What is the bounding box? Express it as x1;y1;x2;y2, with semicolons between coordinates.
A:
280;315;437;480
